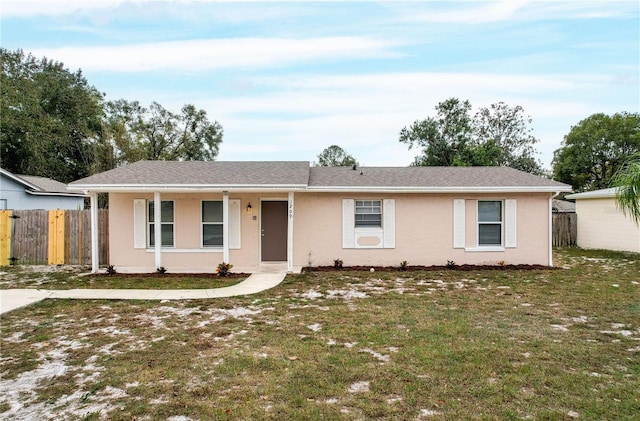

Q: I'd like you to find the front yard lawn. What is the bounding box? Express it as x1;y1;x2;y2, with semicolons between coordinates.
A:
1;248;638;420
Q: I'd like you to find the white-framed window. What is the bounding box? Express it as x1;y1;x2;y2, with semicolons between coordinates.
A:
478;200;503;246
355;200;382;227
343;199;395;249
148;200;174;247
202;201;223;247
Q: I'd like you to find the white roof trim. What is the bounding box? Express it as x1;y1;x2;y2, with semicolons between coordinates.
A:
26;190;87;198
69;183;570;194
566;187;618;199
68;184;309;193
307;185;571;193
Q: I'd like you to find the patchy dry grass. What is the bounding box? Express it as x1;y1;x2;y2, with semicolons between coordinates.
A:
0;266;244;289
1;248;639;420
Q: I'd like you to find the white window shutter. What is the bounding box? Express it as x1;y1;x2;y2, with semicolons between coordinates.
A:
383;199;395;248
505;199;517;248
229;199;241;249
342;199;355;248
133;199;146;249
453;199;466;248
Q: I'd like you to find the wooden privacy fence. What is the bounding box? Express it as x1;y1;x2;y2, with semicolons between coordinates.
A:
552;213;577;247
0;209;109;266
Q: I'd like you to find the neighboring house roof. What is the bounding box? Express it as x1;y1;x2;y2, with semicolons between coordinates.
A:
552;199;576;213
565;187;618;200
68;161;572;193
1;168;86;197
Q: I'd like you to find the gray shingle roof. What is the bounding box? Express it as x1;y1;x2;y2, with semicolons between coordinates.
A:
309;166;570;189
19;175;75;194
69;161;571;192
552;199;576;213
0;168;85;196
69;161;312;187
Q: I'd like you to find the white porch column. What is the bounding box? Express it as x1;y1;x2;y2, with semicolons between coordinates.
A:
90;193;99;273
548;195;553;267
223;191;229;263
287;191;294;273
154;191;162;270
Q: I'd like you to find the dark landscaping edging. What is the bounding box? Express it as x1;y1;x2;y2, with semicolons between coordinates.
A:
302;264;557;272
89;272;249;278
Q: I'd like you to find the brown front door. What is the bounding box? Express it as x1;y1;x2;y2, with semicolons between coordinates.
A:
261;201;288;261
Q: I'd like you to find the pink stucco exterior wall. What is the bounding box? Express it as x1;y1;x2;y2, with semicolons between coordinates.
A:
107;191;552;272
293;192;551;267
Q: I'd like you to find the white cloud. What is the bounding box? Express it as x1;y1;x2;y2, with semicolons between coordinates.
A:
195;71;625;168
0;0;128;17
401;0;530;24
29;37;401;72
398;0;638;24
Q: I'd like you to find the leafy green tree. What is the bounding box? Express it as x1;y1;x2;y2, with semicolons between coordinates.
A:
612;153;640;225
102;99;223;164
400;98;473;166
472;102;542;174
315;145;358;167
399;98;542;172
552;112;640;191
0;48;103;183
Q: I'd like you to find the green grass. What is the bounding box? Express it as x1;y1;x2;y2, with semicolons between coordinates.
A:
0;266;245;289
1;248;639;420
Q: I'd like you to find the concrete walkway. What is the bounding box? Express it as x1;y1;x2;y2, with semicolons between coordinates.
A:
0;272;286;315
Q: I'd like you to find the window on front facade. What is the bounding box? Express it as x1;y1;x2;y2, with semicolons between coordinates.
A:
355;200;382;227
202;201;223;247
148;200;174;247
478;200;503;246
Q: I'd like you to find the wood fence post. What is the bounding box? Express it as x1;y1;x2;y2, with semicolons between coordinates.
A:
0;210;11;265
48;209;65;265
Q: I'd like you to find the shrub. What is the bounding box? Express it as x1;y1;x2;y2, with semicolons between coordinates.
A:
156;266;167;274
217;262;233;277
333;259;343;269
105;265;117;275
399;260;408;271
446;260;456;269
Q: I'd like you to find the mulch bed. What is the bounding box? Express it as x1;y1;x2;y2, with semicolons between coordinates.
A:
90;272;249;278
303;264;556;272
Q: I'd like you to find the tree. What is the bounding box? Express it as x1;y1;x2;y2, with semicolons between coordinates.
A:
399;98;473;166
102;99;223;165
0;48;104;183
612;153;640;225
399;98;542;172
552;112;640;191
472;102;542;174
315;145;358;167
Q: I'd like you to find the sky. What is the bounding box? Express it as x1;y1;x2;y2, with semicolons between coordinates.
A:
1;0;638;170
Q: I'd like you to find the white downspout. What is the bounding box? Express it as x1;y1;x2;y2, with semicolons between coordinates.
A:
90;193;99;273
223;191;229;263
287;191;294;273
154;191;162;270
